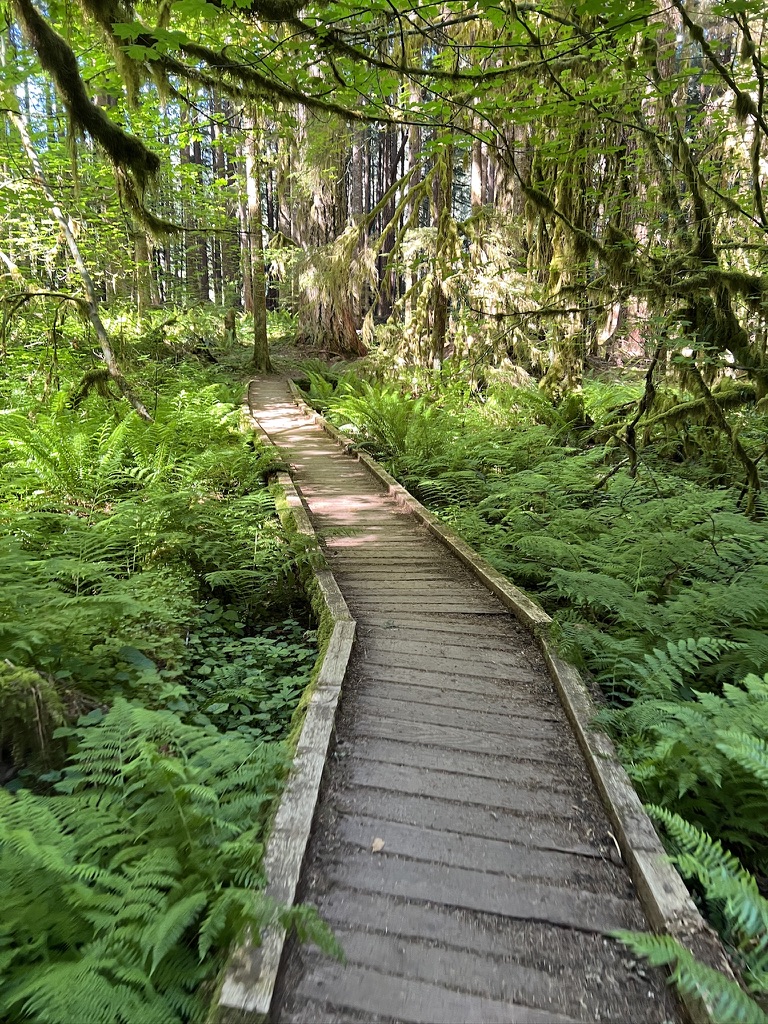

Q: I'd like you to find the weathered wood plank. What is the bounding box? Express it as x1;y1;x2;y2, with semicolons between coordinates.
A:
357;635;538;670
354;663;543;694
333;787;601;850
334;569;467;581
359;618;531;640
341;583;491;600
323;539;436;549
315;888;606;957
352;695;561;740
348;736;571;787
357;647;546;676
326;550;439;560
353;679;558;719
349;601;513;616
346;759;574;815
315;928;578;1019
317;525;419;537
352;713;562;760
326;855;641;933
297;963;580;1024
316;620;356;688
358;620;530;646
336;816;621;885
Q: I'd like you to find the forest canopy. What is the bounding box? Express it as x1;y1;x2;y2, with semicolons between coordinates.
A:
5;0;768;387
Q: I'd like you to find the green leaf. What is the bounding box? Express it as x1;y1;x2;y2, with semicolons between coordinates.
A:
147;892;209;975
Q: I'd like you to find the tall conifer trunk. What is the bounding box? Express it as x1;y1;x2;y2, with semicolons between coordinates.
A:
244;111;272;373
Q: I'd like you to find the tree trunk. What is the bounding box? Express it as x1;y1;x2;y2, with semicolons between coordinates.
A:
429;139;453;368
244;111;272;373
133;227;153;316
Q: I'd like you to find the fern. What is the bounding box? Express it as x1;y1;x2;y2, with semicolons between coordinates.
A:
599;675;768;864
0;341;331;1021
327;380;449;468
615;932;768;1024
622;806;768;1010
601;637;740;701
717;732;768;790
0;367;295;710
0;700;332;1024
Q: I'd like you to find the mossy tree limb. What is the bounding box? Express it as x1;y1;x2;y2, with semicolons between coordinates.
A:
12;0;160;188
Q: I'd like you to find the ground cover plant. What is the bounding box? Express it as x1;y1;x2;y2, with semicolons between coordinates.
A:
0;311;328;1023
305;362;768;1016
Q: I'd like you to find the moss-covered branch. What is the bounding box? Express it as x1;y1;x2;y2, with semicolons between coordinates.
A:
12;0;160;187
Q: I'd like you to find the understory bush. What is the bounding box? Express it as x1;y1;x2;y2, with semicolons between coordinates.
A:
0;700;332;1024
0;327;323;1021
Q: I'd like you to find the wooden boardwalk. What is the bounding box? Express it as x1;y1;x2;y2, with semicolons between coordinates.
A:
251;377;678;1024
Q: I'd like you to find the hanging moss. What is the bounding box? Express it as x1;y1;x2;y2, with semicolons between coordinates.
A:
78;0;142;104
734;89;757;122
13;0;160;188
68;367;117;408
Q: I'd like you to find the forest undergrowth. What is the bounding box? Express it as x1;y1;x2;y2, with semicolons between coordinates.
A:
301;358;768;1018
0;309;330;1024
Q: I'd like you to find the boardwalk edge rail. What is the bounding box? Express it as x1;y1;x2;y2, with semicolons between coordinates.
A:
287;380;735;1024
211;394;356;1023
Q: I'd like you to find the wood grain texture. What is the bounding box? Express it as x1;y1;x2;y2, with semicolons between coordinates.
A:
224;378;683;1024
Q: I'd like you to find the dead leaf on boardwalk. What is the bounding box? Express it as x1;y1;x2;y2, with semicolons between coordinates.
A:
371;837;385;852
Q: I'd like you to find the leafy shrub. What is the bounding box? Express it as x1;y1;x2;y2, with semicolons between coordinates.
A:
172;607;316;741
599;674;768;870
0;700;331;1024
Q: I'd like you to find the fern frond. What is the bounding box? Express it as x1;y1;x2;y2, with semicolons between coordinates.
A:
717;731;768;787
615;931;768;1024
144;891;209;975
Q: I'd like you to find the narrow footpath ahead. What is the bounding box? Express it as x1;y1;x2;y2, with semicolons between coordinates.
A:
250;376;678;1024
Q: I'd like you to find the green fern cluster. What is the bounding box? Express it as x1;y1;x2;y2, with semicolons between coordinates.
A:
295;360;343;406
0;364;296;711
1;379;278;508
326;378;451;471
0;317;326;1020
0;699;330;1024
599;674;768;868
618;808;768;1022
649;806;768;986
